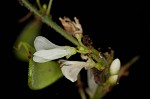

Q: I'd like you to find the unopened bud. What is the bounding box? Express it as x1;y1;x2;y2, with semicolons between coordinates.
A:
108;75;118;85
110;58;121;75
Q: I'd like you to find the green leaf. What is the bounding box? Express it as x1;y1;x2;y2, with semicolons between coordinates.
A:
14;19;42;61
14;41;62;90
28;59;63;90
14;42;35;61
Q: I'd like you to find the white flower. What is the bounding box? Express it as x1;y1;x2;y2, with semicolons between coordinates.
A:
59;60;93;82
33;36;77;63
110;58;121;75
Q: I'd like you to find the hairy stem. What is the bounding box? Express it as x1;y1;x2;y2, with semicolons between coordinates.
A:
21;0;79;46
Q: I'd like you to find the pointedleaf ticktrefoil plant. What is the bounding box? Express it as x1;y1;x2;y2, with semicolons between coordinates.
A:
14;0;139;99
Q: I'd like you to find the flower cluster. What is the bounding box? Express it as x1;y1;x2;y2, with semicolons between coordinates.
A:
33;36;121;83
33;17;121;84
33;36;95;82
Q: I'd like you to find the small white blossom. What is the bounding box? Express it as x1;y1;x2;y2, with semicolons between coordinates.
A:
59;60;93;82
33;36;77;63
110;58;121;75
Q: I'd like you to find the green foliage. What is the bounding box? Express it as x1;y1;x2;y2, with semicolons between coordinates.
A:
28;59;63;90
14;42;35;61
14;41;63;90
14;19;42;61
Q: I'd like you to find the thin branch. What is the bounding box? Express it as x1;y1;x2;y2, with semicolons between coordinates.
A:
36;0;42;10
119;56;140;78
77;74;87;99
18;12;32;23
21;0;79;46
46;0;53;15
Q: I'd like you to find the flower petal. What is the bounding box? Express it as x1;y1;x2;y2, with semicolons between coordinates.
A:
34;36;59;51
59;60;93;82
61;65;83;82
33;47;68;60
33;56;50;63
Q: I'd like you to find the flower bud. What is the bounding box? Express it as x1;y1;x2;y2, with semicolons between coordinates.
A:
108;75;118;85
110;58;121;75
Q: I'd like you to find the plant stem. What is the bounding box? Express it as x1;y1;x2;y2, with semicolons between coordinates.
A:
79;88;87;99
77;74;87;99
46;0;53;15
21;0;80;46
119;56;140;78
20;0;106;63
91;86;103;99
36;0;42;9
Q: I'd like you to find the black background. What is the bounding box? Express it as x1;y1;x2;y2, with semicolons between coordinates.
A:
1;0;149;98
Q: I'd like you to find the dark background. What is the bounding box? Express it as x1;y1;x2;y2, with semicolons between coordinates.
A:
1;0;149;98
